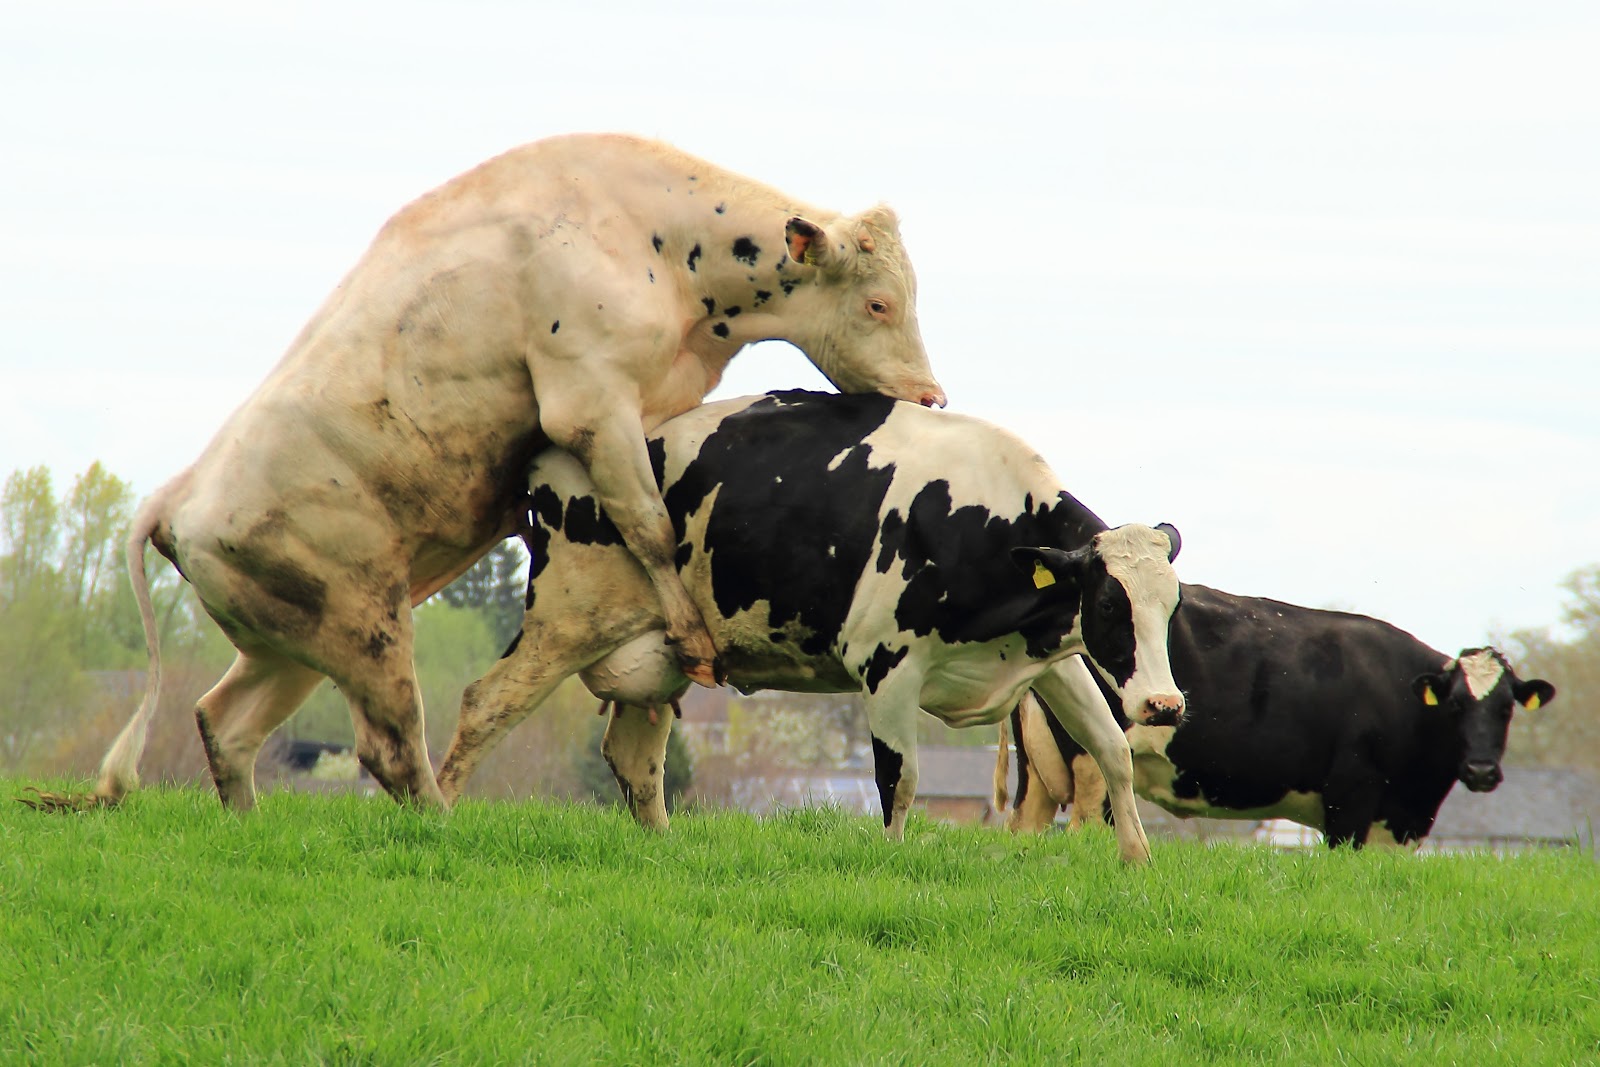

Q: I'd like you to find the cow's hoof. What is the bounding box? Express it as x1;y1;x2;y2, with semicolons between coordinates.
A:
16;787;108;814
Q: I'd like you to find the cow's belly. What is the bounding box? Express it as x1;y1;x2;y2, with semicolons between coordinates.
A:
916;641;1047;727
1126;724;1325;827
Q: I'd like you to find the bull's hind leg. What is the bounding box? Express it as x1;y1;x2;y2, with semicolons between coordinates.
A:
193;650;326;810
1032;659;1151;865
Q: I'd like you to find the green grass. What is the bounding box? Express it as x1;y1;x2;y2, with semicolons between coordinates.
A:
3;783;1598;1066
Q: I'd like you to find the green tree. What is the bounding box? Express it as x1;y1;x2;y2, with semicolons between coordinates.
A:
61;462;136;662
0;466;81;770
1502;565;1600;771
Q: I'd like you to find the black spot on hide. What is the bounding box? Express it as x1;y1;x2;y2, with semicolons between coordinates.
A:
652;234;663;254
687;244;702;272
674;543;693;570
862;645;908;694
702;297;716;315
564;496;625;547
779;279;800;296
872;736;903;828
753;290;772;307
724;306;742;317
731;237;761;266
712;323;730;339
658;391;899;655
715;203;726;214
881;480;1105;657
551;320;560;334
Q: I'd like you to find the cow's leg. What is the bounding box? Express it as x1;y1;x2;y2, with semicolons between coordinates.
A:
1321;758;1384;849
1010;758;1063;834
1068;753;1109;829
538;401;719;687
601;702;675;830
1031;659;1151;865
437;637;589;805
1011;692;1073;833
863;668;923;840
194;650;326;810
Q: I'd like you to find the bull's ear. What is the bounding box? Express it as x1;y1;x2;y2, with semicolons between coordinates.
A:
786;216;831;267
1155;523;1182;563
1513;678;1556;711
1011;546;1087;592
1412;674;1445;708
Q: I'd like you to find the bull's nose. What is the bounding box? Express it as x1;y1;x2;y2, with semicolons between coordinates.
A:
918;388;948;409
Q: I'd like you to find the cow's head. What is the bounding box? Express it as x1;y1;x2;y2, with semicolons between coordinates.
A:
782;205;946;410
1411;647;1555;793
1013;522;1185;725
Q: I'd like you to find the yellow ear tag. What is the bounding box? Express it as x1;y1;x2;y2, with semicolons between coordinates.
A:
803;248;818;266
1423;687;1439;707
1523;693;1541;711
1032;560;1056;590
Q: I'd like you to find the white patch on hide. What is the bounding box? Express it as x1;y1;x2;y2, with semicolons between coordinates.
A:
1459;649;1505;699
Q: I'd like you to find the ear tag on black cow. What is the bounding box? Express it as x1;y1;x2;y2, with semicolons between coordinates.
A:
1032;560;1056;590
1422;686;1439;707
1522;692;1542;711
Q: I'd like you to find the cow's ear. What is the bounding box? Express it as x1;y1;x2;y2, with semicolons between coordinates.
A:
1155;523;1182;563
1011;546;1087;592
1412;674;1445;708
1513;678;1556;711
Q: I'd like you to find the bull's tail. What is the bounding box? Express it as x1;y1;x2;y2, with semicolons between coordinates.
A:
93;496;170;804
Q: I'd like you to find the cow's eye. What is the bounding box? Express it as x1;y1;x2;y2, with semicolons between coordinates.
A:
867;299;889;317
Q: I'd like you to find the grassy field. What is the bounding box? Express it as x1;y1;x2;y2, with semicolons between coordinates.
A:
3;783;1597;1066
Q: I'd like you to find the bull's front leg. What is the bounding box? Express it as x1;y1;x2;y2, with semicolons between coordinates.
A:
862;668;923;841
1031;658;1151;865
540;407;720;687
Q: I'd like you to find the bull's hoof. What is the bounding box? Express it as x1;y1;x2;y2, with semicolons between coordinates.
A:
16;787;110;814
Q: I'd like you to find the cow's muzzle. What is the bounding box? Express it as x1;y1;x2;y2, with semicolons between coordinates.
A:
918;388;948;409
1460;761;1503;793
1141;693;1185;726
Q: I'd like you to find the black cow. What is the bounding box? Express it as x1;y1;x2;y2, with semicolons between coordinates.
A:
436;390;1185;863
997;584;1555;848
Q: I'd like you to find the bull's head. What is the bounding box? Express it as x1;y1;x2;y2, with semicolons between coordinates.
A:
1412;647;1555;793
781;205;946;410
1013;523;1185;725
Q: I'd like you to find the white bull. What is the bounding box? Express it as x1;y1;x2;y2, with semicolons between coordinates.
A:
68;134;943;812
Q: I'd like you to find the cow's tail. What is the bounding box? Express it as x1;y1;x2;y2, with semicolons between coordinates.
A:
93;496;170;804
993;712;1016;813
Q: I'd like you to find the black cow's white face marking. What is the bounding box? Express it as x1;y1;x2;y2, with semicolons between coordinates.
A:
1413;647;1556;793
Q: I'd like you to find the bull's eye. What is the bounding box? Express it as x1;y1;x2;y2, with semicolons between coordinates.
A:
867;299;889;317
1099;597;1116;618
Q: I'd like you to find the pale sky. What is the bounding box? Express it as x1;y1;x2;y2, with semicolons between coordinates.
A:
3;2;1597;658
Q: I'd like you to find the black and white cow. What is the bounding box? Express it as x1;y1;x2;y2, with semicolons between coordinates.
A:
997;583;1556;848
436;390;1185;863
